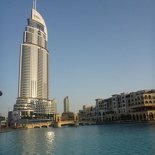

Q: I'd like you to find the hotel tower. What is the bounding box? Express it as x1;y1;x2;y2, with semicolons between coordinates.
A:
13;0;56;118
64;96;69;112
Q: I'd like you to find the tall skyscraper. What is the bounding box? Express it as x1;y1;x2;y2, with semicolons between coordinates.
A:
13;0;56;118
64;96;69;112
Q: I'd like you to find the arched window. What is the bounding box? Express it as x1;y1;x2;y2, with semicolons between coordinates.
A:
149;95;151;99
112;116;114;121
149;112;154;120
133;114;136;120
145;95;147;99
139;114;143;120
136;114;139;120
143;113;146;120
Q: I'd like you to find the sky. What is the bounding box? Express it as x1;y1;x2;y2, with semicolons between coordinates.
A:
0;0;155;117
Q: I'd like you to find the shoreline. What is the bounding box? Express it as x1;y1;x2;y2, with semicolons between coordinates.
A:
96;120;155;125
1;120;154;132
0;128;12;133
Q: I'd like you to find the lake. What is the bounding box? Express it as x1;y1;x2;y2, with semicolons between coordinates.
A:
0;123;155;155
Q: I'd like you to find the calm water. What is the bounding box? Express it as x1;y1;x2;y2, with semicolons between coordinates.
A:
0;123;155;155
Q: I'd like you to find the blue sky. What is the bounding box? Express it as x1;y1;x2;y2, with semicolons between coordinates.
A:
0;0;155;117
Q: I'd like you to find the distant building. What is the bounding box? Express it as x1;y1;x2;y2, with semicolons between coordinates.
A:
0;114;6;128
34;98;57;116
79;89;155;122
78;105;96;121
13;1;56;118
8;111;21;127
64;96;69;112
0;115;5;121
61;112;74;121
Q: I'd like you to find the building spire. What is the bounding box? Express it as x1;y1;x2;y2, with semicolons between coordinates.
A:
33;0;37;10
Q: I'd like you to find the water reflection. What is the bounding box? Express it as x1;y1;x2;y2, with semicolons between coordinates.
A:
45;131;55;143
16;129;55;155
1;125;155;155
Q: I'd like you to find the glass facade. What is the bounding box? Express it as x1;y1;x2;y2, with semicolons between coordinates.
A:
13;6;56;118
28;19;44;32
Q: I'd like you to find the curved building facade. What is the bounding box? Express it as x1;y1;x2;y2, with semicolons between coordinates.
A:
14;1;56;117
19;8;49;100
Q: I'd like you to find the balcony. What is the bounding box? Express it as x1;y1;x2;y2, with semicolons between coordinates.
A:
129;102;155;109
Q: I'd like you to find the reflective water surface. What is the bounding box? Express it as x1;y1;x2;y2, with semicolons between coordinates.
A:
0;123;155;155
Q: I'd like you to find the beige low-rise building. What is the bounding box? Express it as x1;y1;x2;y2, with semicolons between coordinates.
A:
78;105;96;121
78;89;155;123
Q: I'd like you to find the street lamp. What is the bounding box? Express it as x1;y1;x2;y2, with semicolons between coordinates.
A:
0;91;2;96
